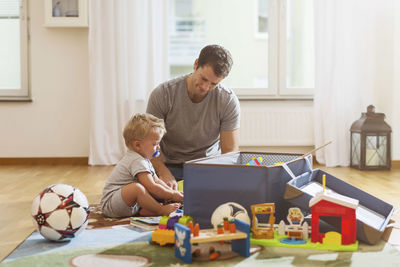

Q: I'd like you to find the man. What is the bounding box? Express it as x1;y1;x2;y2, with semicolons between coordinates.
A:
146;45;240;189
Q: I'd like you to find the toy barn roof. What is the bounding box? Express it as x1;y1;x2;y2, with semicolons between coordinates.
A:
309;190;359;210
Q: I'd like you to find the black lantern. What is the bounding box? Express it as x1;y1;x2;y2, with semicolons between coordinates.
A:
350;105;391;170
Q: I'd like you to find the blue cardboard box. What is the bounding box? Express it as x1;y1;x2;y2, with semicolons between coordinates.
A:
183;151;313;229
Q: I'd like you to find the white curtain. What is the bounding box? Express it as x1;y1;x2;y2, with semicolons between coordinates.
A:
88;0;169;165
393;1;400;161
313;0;397;166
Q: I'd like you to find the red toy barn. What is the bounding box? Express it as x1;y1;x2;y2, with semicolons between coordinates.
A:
309;191;358;245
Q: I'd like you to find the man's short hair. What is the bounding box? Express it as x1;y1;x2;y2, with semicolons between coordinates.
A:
123;113;166;150
197;44;233;78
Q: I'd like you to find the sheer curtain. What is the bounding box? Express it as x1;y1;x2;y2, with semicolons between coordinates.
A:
394;1;400;161
88;0;169;165
313;0;396;166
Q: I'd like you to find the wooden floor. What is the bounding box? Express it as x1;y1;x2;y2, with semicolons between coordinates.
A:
1;163;400;261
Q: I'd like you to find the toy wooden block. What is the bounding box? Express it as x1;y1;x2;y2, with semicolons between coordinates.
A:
151;229;175;246
189;228;247;243
174;219;250;264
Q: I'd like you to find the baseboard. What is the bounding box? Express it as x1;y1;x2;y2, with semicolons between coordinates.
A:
0;157;399;168
0;157;89;165
392;160;400;169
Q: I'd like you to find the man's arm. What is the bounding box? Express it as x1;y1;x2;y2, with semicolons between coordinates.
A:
150;155;178;190
220;129;240;154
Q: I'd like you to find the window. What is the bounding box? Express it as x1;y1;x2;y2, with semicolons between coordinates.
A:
168;0;314;99
256;0;268;38
0;0;29;100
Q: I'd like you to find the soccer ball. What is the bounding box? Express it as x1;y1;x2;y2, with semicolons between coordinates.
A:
210;202;250;229
31;184;90;241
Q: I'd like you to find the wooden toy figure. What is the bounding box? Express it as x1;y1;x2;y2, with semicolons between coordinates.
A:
193;223;200;237
217;223;224;245
223;217;229;230
229;219;236;233
286;207;305;240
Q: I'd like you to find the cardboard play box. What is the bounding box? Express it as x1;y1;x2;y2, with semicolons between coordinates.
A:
284;168;394;245
183;151;313;229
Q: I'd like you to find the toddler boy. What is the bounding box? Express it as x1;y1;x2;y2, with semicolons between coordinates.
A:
100;113;183;217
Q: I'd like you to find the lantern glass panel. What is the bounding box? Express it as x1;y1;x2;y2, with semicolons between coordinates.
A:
351;133;360;165
365;135;387;166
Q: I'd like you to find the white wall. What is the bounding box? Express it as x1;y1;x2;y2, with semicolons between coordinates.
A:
0;2;398;160
392;0;400;161
0;2;89;157
369;2;399;161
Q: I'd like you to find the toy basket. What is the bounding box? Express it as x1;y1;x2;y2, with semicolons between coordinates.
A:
284;168;394;245
183;151;313;228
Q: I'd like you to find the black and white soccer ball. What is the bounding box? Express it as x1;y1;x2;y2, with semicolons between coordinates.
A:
210;202;250;229
31;184;90;241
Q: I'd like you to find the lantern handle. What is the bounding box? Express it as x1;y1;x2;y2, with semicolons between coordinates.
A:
301;141;332;159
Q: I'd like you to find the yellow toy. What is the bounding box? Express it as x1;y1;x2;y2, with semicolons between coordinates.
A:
286;207;305;240
250;203;275;239
151;229;175;246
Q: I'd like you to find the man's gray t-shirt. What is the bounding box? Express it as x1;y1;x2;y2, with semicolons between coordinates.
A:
146;74;240;164
100;150;155;210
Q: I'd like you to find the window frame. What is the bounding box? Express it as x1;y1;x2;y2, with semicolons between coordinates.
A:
254;0;268;40
167;0;314;100
0;0;30;101
278;0;314;97
235;0;314;100
235;0;278;98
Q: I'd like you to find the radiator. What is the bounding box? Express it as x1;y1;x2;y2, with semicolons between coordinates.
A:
239;107;314;146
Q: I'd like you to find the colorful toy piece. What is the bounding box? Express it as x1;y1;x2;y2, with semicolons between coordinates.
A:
246;156;263;166
174;219;250;264
287;207;304;226
151;229;175;246
250;203;275;239
209;246;221;260
150;212;193;246
277;207;308;245
286;207;305;240
309;175;358;245
250;199;358;251
158;211;192;230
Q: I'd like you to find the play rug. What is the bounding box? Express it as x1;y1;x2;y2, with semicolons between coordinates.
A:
2;205;400;267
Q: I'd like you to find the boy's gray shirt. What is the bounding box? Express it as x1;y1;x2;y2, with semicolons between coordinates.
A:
146;74;240;164
100;150;155;208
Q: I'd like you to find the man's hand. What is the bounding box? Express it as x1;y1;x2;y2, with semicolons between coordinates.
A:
151;155;178;190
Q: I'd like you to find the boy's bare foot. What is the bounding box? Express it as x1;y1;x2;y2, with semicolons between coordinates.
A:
138;203;180;216
160;202;180;216
139;208;156;217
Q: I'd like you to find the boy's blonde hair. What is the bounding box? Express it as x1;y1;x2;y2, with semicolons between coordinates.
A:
123;113;166;150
